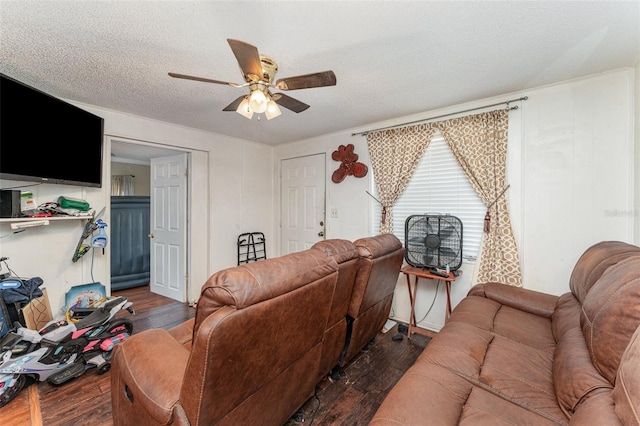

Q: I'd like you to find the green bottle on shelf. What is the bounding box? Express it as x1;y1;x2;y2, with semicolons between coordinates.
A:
57;196;90;211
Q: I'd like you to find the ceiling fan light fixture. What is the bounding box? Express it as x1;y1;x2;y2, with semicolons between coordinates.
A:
170;39;335;119
265;100;282;120
248;89;268;113
236;97;254;119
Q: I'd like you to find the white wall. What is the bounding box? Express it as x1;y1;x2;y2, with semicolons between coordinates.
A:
275;68;636;331
209;139;274;269
0;106;274;316
521;69;634;295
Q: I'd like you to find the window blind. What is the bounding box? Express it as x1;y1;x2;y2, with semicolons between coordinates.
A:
372;133;484;260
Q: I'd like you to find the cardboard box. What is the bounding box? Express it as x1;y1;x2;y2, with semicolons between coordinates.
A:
22;288;53;330
20;191;37;212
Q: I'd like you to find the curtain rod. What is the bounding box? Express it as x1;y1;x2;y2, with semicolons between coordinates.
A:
351;96;528;137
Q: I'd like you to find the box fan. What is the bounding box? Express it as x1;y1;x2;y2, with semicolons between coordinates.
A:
404;214;463;271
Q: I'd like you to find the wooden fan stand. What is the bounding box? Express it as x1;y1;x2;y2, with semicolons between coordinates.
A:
401;265;461;339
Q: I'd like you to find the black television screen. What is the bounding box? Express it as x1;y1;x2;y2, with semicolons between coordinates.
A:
0;73;104;188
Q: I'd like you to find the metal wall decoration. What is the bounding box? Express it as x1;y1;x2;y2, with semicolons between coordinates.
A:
331;144;368;183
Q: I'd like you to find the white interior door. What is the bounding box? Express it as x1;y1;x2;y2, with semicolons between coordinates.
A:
281;154;326;255
150;153;187;301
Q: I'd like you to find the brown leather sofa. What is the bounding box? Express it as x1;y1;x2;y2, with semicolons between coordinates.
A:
110;234;404;426
371;240;640;425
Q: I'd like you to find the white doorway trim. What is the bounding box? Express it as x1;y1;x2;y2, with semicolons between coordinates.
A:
108;136;192;302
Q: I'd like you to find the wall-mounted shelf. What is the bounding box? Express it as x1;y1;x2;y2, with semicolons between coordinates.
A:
0;216;92;229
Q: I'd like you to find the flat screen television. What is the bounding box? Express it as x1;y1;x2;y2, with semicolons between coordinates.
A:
0;73;104;188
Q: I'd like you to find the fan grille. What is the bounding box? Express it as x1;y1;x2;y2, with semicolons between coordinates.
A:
404;214;463;270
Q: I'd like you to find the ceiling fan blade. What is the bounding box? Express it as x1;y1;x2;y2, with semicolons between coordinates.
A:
275;71;336;90
168;72;240;87
272;93;310;113
227;39;263;81
222;95;247;112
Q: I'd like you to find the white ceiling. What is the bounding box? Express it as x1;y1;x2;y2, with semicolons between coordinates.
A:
1;1;639;148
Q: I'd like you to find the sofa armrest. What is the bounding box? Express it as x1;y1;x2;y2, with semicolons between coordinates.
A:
468;282;558;318
111;328;190;425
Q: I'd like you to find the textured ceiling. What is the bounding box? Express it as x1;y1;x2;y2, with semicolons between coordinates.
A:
1;1;639;146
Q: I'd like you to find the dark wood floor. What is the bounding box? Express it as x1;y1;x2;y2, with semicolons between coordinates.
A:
0;286;431;426
286;324;431;426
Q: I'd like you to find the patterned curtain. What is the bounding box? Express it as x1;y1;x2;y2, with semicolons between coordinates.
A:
436;109;522;286
111;175;134;196
366;124;436;233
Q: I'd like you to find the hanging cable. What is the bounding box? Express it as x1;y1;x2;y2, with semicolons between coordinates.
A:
416;281;440;326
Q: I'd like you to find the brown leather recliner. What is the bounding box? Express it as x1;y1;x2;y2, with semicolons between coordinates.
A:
110;247;339;426
311;239;360;380
339;234;405;367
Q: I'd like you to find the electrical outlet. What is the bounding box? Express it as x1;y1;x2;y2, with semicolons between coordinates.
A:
331;208;339;218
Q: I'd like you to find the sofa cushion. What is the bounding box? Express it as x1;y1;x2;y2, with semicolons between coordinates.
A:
551;291;612;417
553;325;612;416
581;255;640;383
452;289;557;355
569;389;626;425
552;293;580;341
371;357;566;425
421;318;565;422
468;282;558;318
569;241;640;304
612;324;640;424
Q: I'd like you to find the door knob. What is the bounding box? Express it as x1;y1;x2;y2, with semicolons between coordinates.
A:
318;231;324;237
148;233;154;238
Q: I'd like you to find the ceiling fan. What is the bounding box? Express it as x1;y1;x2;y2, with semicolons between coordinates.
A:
169;39;337;120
